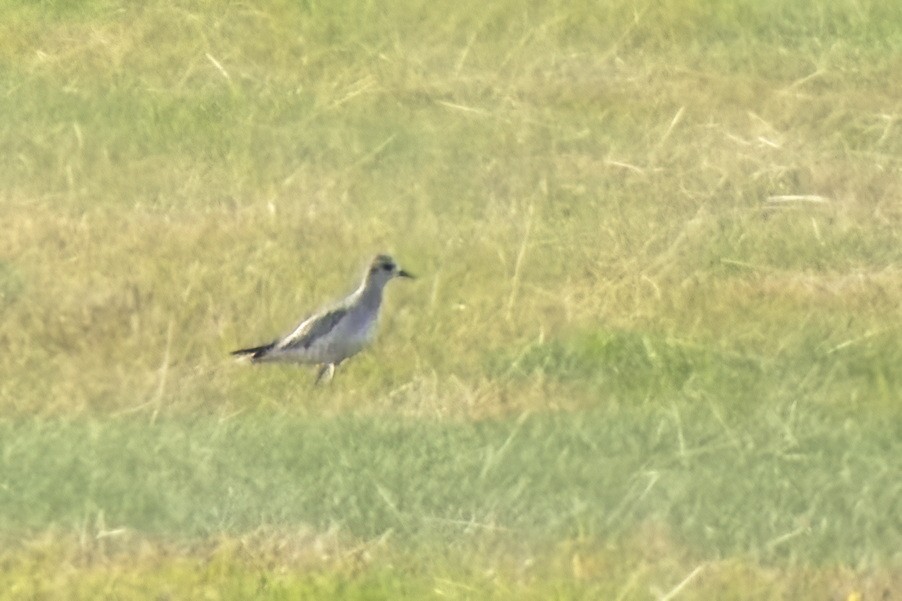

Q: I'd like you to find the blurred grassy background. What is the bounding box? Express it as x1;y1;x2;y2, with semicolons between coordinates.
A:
0;0;900;597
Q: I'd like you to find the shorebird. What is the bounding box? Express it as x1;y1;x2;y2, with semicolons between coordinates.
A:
231;254;414;384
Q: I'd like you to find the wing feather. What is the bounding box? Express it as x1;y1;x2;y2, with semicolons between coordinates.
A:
276;307;348;351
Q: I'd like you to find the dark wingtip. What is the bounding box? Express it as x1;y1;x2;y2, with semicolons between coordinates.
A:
231;343;274;359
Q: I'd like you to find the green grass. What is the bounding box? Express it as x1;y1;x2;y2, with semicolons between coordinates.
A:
1;408;900;563
0;0;900;597
2;409;900;599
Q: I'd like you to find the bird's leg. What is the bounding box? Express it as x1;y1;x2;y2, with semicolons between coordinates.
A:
314;363;336;385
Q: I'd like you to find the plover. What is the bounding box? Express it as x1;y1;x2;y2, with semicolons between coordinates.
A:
231;254;414;383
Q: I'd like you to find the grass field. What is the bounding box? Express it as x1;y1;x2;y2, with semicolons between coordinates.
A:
1;0;901;598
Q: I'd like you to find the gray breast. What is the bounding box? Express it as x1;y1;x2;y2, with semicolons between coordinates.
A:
275;305;377;364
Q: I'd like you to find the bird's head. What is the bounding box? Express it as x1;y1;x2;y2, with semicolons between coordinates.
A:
366;254;415;286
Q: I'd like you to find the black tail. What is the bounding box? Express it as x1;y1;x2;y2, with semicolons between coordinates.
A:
230;342;275;360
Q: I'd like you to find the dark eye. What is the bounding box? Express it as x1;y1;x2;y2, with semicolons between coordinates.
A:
382;263;394;272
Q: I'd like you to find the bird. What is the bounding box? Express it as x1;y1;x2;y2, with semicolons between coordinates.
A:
231;254;414;384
